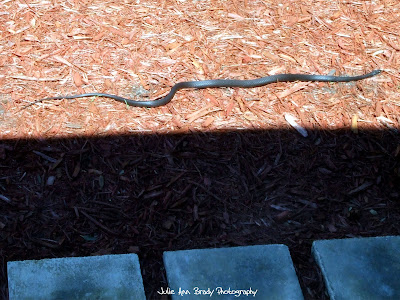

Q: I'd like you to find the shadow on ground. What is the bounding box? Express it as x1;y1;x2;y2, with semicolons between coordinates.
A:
1;129;399;299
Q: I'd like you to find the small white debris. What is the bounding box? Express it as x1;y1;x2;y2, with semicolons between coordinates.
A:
46;176;56;186
377;116;398;132
377;116;394;124
284;114;308;137
0;194;11;203
227;13;245;21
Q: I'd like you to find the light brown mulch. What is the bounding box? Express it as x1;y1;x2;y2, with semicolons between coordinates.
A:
0;0;398;137
0;1;400;299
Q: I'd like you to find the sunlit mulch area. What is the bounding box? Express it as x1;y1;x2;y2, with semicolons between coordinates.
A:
0;0;398;138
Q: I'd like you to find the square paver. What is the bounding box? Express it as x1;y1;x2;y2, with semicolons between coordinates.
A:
163;244;304;299
312;236;400;300
7;254;146;300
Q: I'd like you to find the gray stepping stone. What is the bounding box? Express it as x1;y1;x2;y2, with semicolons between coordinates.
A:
163;244;304;299
312;236;400;300
7;254;146;300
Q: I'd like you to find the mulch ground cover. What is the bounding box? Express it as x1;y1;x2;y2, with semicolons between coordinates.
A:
1;129;399;299
1;1;399;299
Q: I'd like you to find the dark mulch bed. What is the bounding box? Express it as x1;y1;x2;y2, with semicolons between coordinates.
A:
1;129;399;299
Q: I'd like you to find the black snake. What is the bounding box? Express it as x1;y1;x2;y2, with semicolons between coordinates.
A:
23;70;381;109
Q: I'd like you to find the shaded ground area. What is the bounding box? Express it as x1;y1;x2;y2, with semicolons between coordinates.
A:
1;129;399;299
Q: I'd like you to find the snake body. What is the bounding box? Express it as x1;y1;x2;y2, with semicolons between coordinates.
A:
24;70;381;108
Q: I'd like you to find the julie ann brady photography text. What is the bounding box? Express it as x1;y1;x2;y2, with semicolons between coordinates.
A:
158;286;258;297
